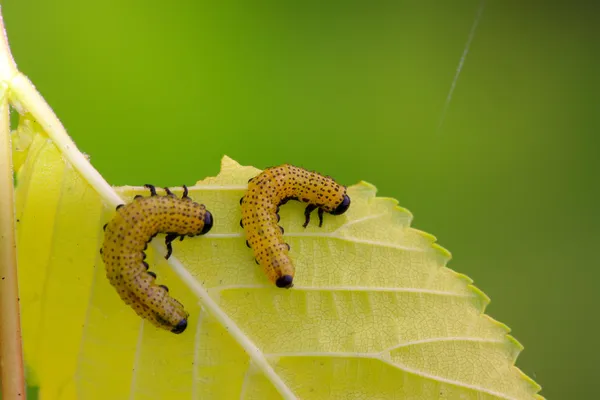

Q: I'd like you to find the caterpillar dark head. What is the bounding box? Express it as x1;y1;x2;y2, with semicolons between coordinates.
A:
200;210;213;235
330;194;351;216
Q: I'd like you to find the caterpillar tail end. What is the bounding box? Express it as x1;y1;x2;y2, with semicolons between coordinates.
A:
276;275;294;289
171;318;188;334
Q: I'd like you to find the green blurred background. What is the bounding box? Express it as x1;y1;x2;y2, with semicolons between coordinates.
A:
3;0;598;398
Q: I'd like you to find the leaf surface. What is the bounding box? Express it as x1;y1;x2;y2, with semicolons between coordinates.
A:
13;115;543;399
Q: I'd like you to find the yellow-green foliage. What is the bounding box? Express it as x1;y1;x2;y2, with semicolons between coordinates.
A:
13;115;543;399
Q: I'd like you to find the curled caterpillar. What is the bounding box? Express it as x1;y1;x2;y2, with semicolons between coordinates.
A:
100;184;213;334
240;164;351;289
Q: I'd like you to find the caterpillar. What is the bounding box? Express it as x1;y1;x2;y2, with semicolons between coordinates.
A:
240;164;351;289
100;184;213;334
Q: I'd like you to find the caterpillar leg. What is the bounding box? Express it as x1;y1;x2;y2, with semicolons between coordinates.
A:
144;184;157;196
182;185;189;199
164;187;175;197
164;232;179;259
302;204;317;228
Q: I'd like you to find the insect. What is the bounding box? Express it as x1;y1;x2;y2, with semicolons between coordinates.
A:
100;184;213;334
240;164;351;289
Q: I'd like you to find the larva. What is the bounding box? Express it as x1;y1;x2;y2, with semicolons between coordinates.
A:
100;184;213;334
240;164;351;288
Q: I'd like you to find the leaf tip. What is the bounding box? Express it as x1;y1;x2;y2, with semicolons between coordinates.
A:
349;180;378;198
219;154;242;170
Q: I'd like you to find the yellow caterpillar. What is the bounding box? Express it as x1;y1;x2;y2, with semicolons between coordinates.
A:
240;164;351;288
101;184;213;334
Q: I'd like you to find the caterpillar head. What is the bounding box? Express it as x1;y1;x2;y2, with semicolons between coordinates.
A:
200;209;213;235
329;194;351;216
185;204;213;237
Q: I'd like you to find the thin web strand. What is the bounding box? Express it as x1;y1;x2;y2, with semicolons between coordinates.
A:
435;0;487;136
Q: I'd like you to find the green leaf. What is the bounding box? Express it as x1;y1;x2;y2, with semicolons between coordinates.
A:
12;109;543;399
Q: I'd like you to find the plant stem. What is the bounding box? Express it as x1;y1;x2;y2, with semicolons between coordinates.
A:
0;7;17;80
0;88;25;400
0;6;26;400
